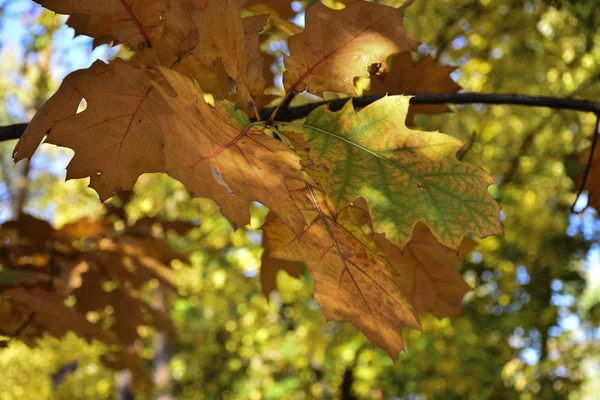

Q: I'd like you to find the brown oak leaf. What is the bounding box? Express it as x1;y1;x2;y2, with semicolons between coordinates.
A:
152;67;311;233
36;0;168;49
190;0;268;111
375;222;476;318
283;1;419;97
132;0;199;67
262;180;421;359
578;145;600;211
3;287;117;344
260;256;303;297
366;54;461;124
239;0;295;20
14;59;168;200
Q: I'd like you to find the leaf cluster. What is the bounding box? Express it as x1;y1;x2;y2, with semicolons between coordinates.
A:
11;0;503;362
0;194;191;390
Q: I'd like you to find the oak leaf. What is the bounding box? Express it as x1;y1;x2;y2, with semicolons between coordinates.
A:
36;0;168;49
262;180;421;359
578;145;600;211
328;0;416;11
283;1;419;96
0;270;50;288
367;54;461;124
152;67;311;232
239;0;295;20
1;213;55;253
3;287;117;344
0;207;182;389
12;77;83;162
295;95;502;251
190;0;268;111
14;59;168;200
375;222;476;318
132;0;199;67
260;257;303;297
70;264;174;346
238;0;301;35
173;57;233;100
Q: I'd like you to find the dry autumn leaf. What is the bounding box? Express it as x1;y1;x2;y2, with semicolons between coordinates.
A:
190;0;267;111
132;0;199;67
375;222;476;318
3;287;117;345
238;0;301;35
11;0;514;367
262;180;421;359
152;66;311;233
259;256;303;297
12;75;83;162
578;145;600;211
36;0;168;49
0;209;183;387
0;270;51;288
367;53;461;124
328;0;416;11
174;56;233;101
239;0;295;20
283;1;419;97
292;95;503;251
14;59;168;200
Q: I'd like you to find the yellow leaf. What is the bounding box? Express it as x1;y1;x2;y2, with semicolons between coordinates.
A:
239;0;295;20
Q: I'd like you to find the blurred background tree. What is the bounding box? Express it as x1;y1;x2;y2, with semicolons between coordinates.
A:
1;0;600;399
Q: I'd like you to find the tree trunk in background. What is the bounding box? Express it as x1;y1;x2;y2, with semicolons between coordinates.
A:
115;370;134;400
153;287;174;400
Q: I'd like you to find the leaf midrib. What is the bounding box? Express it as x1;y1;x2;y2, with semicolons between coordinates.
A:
300;123;495;240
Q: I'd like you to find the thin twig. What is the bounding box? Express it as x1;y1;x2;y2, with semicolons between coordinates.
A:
498;76;599;189
499;113;564;189
571;114;600;213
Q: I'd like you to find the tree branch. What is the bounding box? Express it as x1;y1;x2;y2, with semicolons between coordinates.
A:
261;92;600;121
2;92;600;144
0;123;28;142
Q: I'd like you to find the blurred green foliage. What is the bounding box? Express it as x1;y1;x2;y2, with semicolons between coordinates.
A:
1;0;600;399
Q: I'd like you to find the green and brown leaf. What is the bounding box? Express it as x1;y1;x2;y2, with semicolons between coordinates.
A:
290;95;503;251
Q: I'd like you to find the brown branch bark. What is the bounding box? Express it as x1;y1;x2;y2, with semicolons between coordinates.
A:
262;92;600;121
0;123;29;143
2;92;600;143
